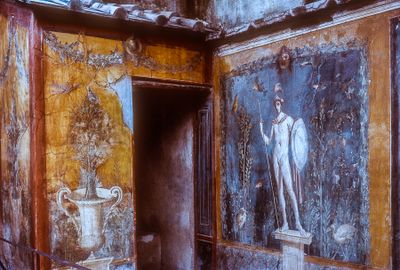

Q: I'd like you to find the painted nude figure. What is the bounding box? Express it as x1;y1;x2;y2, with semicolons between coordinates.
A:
259;96;305;234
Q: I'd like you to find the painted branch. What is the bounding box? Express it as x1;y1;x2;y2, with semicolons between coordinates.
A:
90;2;128;19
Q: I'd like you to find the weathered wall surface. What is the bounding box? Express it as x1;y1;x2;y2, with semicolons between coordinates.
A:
43;30;205;269
44;32;136;269
206;0;303;29
0;9;32;270
217;244;355;270
214;8;396;270
220;44;369;264
104;0;188;17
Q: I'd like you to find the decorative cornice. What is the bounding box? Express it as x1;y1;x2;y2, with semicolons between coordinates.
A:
217;1;400;57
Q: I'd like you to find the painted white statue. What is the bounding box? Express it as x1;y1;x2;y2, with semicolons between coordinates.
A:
259;95;308;234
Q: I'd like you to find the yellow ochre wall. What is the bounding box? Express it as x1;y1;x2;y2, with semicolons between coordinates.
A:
44;30;205;194
43;31;205;268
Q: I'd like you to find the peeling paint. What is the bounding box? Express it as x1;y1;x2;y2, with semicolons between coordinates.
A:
109;75;134;133
207;0;303;29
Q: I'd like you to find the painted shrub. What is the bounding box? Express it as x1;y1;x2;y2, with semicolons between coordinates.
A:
220;44;369;263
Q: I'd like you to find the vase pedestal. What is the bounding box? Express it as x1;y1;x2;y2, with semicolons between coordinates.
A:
273;229;312;270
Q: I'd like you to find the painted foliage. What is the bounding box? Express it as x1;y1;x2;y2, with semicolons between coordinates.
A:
44;32;135;269
0;14;32;269
220;44;369;263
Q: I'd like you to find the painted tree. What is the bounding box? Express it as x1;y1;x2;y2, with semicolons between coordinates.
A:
69;88;114;199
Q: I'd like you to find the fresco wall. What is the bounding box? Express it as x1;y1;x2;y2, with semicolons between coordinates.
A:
220;44;369;263
44;32;135;269
214;9;396;270
205;0;302;29
43;30;205;269
0;11;32;269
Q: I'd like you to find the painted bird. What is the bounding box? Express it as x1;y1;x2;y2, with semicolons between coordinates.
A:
232;95;239;113
328;223;357;259
329;223;356;244
273;82;283;93
253;77;264;92
236;208;247;229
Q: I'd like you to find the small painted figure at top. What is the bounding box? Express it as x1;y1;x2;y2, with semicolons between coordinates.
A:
277;45;292;72
259;94;309;234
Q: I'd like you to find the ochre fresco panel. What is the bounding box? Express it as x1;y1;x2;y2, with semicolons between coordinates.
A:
43;31;205;85
0;13;32;269
126;42;205;83
44;32;136;269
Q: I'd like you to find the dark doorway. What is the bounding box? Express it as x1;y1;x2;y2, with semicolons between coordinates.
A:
134;82;211;270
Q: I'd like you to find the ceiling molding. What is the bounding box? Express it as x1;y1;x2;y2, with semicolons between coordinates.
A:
216;1;400;57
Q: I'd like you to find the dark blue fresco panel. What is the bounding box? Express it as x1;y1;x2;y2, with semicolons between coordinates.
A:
220;46;369;264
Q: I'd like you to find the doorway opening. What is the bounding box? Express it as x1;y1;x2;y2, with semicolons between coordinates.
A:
134;83;210;270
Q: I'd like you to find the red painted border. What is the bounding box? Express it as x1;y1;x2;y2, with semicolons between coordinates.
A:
0;2;45;269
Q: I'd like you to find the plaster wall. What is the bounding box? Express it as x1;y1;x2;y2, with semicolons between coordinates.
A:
213;8;399;270
0;7;32;270
42;30;205;269
206;0;303;28
0;6;206;267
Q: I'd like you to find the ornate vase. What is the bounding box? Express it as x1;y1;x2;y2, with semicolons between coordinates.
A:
57;186;123;252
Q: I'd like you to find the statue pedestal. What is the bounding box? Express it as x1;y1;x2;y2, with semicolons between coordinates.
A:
273;229;312;270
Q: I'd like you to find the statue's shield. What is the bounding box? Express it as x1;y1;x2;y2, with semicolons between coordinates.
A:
291;118;308;171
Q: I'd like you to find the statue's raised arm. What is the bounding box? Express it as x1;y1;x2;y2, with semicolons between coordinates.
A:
259;121;273;146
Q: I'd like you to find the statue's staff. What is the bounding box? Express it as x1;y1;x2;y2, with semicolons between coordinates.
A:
257;100;280;229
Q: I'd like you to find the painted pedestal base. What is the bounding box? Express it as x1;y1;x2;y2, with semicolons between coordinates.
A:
76;253;113;270
273;230;312;270
58;253;113;270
